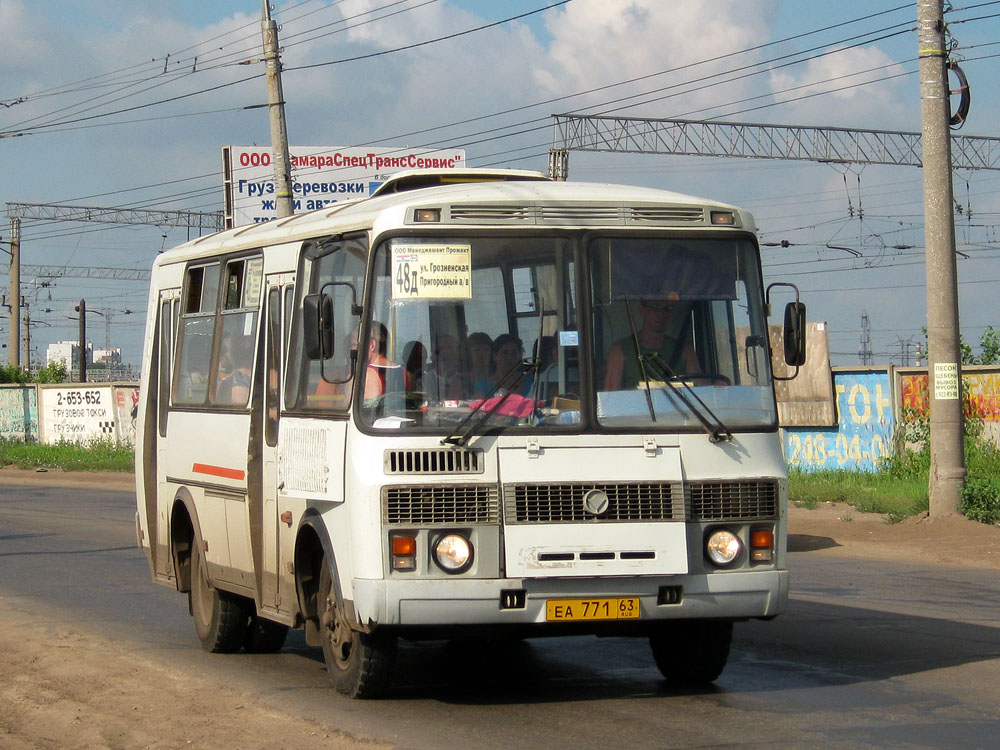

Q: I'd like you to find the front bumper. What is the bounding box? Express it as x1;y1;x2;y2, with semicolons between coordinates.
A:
351;569;788;628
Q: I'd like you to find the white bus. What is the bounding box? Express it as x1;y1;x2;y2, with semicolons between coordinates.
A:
135;169;805;698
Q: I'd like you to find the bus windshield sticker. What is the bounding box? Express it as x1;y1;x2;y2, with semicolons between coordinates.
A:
559;330;579;347
391;243;472;300
245;257;264;307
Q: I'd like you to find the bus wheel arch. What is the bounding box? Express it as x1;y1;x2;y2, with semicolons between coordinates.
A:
293;516;396;698
293;521;327;644
169;488;199;594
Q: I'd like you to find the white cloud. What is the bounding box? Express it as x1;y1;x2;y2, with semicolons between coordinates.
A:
533;0;776;117
768;45;910;126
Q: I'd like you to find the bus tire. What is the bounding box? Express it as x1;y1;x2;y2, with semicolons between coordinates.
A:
190;539;249;653
649;620;732;686
244;616;289;653
318;563;396;698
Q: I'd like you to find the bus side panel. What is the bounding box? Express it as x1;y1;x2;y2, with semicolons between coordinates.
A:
163;410;254;589
275;418;349;615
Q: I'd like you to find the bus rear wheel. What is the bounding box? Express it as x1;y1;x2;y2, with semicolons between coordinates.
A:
649;620;732;686
190;539;249;653
318;564;396;698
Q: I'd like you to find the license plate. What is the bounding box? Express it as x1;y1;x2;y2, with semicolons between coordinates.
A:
545;597;640;622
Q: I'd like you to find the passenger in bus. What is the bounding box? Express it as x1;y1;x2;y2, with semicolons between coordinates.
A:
603;301;699;390
363;321;402;399
473;333;533;397
217;334;254;405
423;333;468;401
466;331;494;387
402;340;427;392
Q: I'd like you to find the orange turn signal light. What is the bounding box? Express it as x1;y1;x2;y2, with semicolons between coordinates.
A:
392;536;416;556
749;528;774;562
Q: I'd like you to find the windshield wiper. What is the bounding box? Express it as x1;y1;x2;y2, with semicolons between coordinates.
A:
440;360;530;447
624;298;657;423
642;353;733;443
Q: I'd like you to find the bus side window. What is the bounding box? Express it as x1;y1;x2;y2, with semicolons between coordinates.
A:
174;263;219;405
287;236;366;411
212;257;262;407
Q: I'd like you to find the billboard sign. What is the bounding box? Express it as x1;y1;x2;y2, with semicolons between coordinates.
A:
223;145;467;227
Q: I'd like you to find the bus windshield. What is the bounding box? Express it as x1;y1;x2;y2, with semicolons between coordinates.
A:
360;235;577;431
358;233;775;433
591;235;775;430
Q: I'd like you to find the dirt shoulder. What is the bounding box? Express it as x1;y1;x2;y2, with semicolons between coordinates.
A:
787;501;1000;570
0;594;386;750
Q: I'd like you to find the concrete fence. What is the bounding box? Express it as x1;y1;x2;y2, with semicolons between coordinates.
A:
782;365;1000;472
0;383;139;446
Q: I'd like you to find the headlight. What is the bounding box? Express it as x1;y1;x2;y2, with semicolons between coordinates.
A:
705;529;742;567
433;533;473;573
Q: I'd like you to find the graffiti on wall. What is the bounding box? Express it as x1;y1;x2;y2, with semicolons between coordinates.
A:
0;386;38;440
900;371;1000;421
114;387;140;444
784;371;894;471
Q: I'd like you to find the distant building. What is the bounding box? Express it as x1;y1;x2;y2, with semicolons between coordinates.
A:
46;340;92;369
92;347;122;366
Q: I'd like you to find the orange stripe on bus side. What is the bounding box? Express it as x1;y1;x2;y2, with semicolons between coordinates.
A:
192;463;246;481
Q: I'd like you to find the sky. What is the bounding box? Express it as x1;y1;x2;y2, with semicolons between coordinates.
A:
1;0;999;370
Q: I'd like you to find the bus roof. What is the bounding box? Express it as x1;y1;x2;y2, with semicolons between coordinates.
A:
158;170;752;264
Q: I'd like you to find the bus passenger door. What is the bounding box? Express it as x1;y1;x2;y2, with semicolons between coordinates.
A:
260;276;291;612
152;289;179;579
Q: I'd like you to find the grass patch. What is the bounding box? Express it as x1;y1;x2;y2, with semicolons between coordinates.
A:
0;438;134;473
789;468;929;518
791;414;1000;525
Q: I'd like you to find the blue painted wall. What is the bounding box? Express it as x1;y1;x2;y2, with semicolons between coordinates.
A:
784;370;894;472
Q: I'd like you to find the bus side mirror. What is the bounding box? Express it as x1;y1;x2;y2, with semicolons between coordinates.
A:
303;293;334;360
783;301;806;367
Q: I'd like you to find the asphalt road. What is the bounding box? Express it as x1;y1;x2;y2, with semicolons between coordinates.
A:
2;479;998;749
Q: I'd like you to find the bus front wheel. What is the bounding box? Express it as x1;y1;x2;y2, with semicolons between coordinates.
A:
190;539;249;653
649;620;732;686
318;564;396;698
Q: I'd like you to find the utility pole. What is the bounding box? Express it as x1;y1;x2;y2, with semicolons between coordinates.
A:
918;0;964;516
8;217;20;368
261;0;294;218
76;299;87;383
23;305;30;373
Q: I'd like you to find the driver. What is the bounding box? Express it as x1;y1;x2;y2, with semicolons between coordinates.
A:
603;300;700;390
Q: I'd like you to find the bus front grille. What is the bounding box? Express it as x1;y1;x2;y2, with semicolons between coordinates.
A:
503;483;684;524
384;448;483;475
383;485;500;525
688;480;778;520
